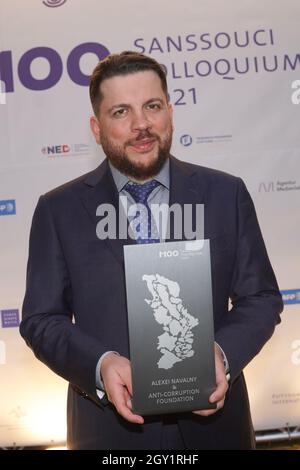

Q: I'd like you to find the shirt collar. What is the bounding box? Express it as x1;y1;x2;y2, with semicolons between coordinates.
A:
108;158;170;193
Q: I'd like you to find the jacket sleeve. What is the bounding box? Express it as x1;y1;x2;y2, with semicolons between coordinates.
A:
214;178;283;382
20;195;108;406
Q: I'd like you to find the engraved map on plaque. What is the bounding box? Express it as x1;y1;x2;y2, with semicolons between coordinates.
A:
143;274;199;370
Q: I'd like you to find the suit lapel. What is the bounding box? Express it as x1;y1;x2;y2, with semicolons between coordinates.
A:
168;156;206;241
80;159;135;267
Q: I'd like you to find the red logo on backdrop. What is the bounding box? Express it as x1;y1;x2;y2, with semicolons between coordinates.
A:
41;143;90;157
42;145;70;155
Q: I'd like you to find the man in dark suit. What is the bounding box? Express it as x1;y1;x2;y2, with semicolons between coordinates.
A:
20;51;283;450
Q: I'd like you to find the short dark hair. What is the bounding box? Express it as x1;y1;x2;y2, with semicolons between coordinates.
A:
89;51;168;115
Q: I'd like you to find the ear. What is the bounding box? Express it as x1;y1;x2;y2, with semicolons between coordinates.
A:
90;115;101;145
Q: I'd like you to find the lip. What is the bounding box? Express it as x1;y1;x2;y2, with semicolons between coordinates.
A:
129;138;156;153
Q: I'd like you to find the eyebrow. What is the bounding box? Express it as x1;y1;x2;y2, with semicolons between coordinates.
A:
108;98;165;114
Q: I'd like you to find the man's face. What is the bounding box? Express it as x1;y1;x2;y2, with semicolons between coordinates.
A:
90;71;173;181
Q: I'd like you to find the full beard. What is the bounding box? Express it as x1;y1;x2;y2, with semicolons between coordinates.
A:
101;129;172;181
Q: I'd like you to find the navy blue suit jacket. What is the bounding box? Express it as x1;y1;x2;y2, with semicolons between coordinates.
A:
20;156;283;449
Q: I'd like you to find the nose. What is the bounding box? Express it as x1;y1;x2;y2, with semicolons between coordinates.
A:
131;109;151;132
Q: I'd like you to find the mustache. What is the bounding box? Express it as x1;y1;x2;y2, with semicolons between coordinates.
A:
126;130;159;146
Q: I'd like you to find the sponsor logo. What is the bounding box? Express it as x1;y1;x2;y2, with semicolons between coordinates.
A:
291;80;300;104
180;135;193;146
272;392;300;405
43;0;67;7
180;134;232;146
281;289;300;305
0;200;16;216
258;181;275;193
1;309;20;328
259;180;300;192
196;135;232;144
0;42;110;92
159;250;179;258
42;143;90;157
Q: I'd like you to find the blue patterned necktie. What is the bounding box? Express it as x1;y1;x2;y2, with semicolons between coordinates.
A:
124;180;160;244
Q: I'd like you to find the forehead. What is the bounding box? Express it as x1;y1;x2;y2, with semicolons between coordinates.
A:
99;71;166;107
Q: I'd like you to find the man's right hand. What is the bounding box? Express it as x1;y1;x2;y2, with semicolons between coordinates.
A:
100;353;144;425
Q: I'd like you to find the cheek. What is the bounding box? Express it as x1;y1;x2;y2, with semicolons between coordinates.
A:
155;116;173;132
106;123;129;142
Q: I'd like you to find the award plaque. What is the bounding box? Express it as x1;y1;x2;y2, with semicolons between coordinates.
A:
124;239;216;416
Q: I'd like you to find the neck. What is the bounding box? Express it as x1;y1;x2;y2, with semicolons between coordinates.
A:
128;176;153;184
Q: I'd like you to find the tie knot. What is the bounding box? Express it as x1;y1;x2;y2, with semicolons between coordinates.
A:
124;180;160;204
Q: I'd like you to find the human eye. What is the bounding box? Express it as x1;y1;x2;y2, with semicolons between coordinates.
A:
112;107;128;118
146;102;162;111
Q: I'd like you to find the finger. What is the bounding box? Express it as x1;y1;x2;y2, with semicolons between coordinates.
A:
193;408;216;417
111;384;144;424
209;379;228;403
115;400;144;424
124;387;132;410
117;401;144;424
125;374;133;397
193;398;225;417
116;361;133;397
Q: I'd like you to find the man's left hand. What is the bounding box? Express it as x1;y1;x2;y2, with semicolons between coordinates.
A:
192;343;229;417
